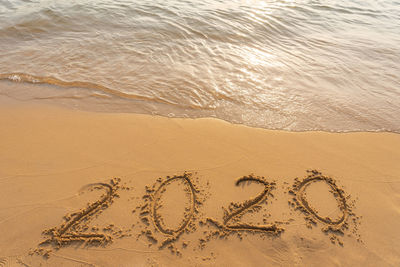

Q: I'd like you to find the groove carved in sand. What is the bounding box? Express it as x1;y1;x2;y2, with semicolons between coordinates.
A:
137;172;207;253
39;178;121;248
288;170;361;245
152;174;197;236
207;175;284;237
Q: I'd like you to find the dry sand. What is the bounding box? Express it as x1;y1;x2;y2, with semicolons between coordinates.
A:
0;96;399;266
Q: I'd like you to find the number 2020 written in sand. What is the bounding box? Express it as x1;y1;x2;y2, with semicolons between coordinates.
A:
34;170;361;257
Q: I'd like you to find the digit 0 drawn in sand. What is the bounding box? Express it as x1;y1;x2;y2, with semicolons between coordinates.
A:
205;174;284;245
288;170;361;245
35;178;128;257
135;172;208;255
152;175;196;236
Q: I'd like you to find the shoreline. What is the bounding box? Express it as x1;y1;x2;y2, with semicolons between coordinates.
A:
1;96;399;266
1;79;399;134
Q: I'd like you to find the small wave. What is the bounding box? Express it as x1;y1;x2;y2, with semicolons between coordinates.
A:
0;72;213;110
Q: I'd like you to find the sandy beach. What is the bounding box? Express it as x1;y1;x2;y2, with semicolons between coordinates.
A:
1;0;399;265
0;96;398;266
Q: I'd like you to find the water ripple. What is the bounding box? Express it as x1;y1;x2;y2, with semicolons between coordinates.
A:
0;0;399;132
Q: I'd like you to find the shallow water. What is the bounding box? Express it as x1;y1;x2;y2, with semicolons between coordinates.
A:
0;0;399;132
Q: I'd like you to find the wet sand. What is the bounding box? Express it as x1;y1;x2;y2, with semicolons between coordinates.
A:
0;96;399;266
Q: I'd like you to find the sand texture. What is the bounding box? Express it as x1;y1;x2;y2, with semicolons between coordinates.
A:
0;97;399;266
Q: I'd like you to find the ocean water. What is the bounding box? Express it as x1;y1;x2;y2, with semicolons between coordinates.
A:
0;0;399;132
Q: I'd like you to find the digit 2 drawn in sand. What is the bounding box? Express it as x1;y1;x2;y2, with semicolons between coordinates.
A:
40;178;120;247
288;170;361;245
207;175;283;235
